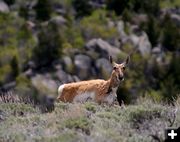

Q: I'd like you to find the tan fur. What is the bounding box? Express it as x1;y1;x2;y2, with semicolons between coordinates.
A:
57;56;130;105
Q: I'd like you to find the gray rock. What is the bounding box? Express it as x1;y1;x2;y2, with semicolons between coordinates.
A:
27;61;36;69
129;32;151;56
24;69;34;78
129;34;139;46
138;32;151;56
50;16;67;26
0;1;9;13
171;14;180;26
95;58;112;79
55;69;74;83
31;74;58;95
85;38;121;59
62;56;74;73
132;14;148;25
72;75;80;82
117;21;127;38
74;54;92;80
152;46;162;55
0;82;16;92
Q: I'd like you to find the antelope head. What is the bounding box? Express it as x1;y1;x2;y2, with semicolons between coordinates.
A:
109;56;130;86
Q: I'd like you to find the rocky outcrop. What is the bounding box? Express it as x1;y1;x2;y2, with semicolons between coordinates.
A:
55;69;75;84
85;38;121;59
95;58;112;79
0;1;9;13
74;54;93;80
49;16;67;26
31;74;58;95
171;14;180;26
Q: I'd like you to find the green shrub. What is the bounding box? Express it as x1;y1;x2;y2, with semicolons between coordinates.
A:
10;56;19;78
162;14;180;51
19;6;29;20
65;117;90;134
131;0;160;15
62;25;85;49
160;0;180;8
0;13;35;71
4;0;15;5
80;10;118;40
34;0;52;21
141;15;161;47
106;0;160;16
72;0;94;18
84;102;96;113
32;22;63;67
15;75;38;102
122;8;133;22
0;48;18;66
0;65;12;85
106;0;130;15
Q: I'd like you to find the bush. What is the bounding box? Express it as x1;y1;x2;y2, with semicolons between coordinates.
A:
15;75;38;102
4;0;15;6
62;24;85;49
19;6;29;20
106;0;130;15
162;14;180;51
131;0;160;15
106;0;160;16
0;65;12;85
160;54;180;101
34;0;52;21
141;15;160;47
10;56;19;78
65;117;90;134
32;23;63;68
72;0;93;18
122;8;133;22
80;10;118;40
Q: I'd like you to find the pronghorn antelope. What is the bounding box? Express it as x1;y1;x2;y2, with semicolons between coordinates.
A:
57;56;130;105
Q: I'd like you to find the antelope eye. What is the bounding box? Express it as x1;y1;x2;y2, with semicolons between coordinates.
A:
113;66;117;70
122;67;126;70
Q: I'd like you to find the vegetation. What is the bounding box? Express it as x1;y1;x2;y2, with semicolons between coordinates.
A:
0;98;179;142
0;0;180;140
72;0;94;18
32;22;63;68
106;0;161;16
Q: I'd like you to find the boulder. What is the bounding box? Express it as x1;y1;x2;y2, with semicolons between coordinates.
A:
74;54;93;80
117;21;127;38
138;32;152;56
95;58;112;79
0;1;9;13
62;56;74;74
55;69;74;83
49;16;67;26
85;38;121;59
152;45;162;55
171;14;180;26
31;74;58;95
129;32;151;57
129;34;139;46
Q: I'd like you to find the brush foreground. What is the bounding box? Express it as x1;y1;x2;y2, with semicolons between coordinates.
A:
0;99;180;142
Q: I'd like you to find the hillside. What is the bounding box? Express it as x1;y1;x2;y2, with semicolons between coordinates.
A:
0;0;180;141
0;0;180;103
0;98;180;142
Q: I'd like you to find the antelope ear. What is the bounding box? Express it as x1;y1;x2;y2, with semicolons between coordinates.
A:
125;55;130;65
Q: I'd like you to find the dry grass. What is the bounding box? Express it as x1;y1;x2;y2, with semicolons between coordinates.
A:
0;96;180;142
